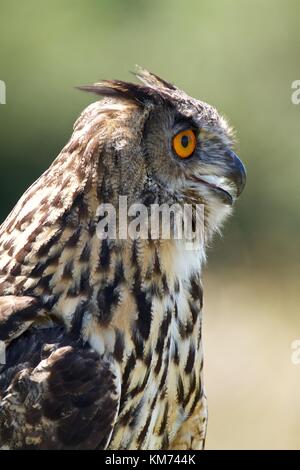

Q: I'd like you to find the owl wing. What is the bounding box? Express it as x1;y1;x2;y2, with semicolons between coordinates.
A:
0;295;43;346
0;300;120;450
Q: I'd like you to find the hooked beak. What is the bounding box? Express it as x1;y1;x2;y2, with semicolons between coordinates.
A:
225;149;246;197
187;149;246;206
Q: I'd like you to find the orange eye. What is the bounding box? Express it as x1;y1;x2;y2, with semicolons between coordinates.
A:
172;129;197;159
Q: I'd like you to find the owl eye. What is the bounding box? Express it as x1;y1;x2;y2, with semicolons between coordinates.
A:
172;129;197;159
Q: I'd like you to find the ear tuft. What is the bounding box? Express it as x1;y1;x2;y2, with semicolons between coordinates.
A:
76;68;177;105
132;65;177;91
76;80;155;105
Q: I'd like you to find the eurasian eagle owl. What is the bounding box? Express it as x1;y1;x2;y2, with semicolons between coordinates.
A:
0;68;246;450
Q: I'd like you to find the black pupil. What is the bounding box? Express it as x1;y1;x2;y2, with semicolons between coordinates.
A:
181;134;189;148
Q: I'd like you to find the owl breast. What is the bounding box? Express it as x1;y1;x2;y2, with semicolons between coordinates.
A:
108;301;205;450
105;240;206;450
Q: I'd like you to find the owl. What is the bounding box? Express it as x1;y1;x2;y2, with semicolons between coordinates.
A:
0;68;246;450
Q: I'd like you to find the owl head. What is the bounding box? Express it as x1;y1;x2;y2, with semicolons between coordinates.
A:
75;67;246;241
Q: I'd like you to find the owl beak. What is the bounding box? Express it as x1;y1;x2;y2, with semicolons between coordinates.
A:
187;150;246;205
225;150;246;197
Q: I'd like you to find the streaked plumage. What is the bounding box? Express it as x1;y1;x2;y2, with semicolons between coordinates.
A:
0;68;245;449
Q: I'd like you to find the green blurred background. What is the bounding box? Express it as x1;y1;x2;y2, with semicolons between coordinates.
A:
0;0;299;449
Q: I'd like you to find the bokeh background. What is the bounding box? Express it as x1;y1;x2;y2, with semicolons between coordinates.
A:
0;0;299;449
